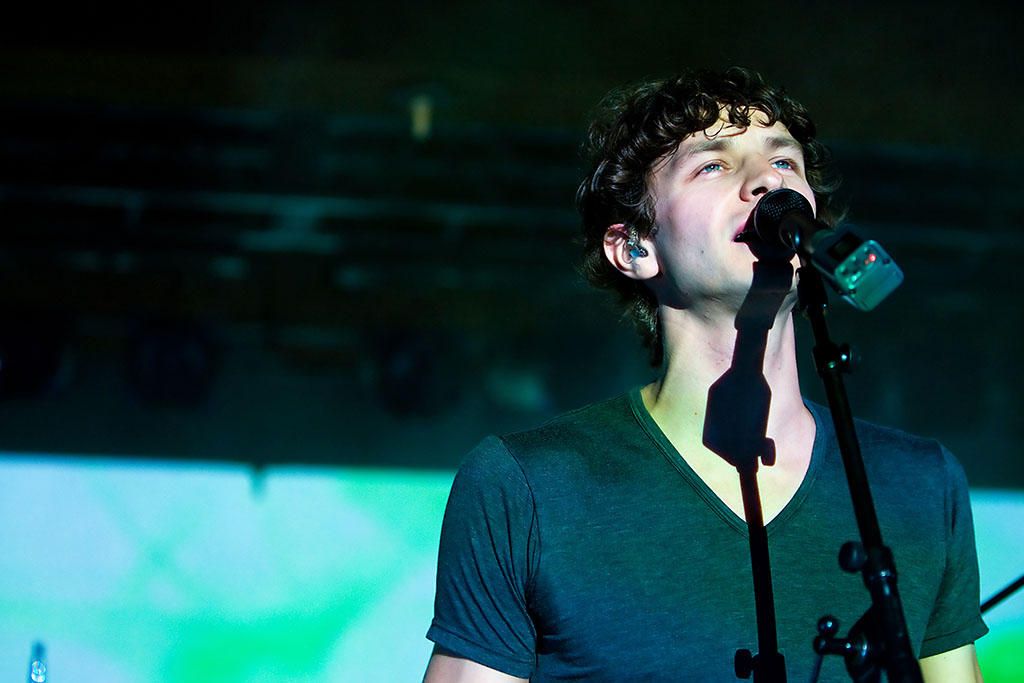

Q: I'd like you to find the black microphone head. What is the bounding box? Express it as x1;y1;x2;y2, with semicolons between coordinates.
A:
752;188;814;246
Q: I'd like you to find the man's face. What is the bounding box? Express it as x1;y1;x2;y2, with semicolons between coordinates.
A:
646;110;816;309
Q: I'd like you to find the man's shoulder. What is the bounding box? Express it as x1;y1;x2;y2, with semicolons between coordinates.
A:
807;400;944;454
806;400;958;482
454;391;641;497
499;391;636;454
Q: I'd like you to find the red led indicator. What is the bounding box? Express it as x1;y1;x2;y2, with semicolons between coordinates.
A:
866;253;877;264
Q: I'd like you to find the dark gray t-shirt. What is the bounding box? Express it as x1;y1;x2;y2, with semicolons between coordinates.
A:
427;390;988;681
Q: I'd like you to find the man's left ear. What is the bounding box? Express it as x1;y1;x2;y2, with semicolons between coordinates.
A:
602;223;659;280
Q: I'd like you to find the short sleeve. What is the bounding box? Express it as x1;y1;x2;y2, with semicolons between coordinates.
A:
426;436;539;678
918;446;989;657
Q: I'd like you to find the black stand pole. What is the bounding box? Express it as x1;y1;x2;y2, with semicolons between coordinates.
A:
703;253;794;683
704;252;798;683
982;572;1024;614
797;265;923;683
734;464;788;683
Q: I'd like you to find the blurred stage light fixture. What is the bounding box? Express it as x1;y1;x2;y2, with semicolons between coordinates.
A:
125;318;220;410
0;310;73;401
372;329;463;417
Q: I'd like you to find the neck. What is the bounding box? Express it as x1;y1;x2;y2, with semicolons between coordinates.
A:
644;280;809;468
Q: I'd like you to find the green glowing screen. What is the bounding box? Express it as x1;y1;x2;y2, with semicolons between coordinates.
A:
0;456;1018;681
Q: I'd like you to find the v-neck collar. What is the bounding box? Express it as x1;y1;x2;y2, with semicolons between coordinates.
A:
627;386;825;537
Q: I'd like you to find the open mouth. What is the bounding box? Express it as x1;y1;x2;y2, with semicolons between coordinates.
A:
733;218;756;243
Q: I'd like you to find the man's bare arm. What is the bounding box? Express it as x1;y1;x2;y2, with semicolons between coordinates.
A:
423;646;529;683
919;642;983;683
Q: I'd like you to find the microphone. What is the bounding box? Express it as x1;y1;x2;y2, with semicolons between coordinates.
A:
750;188;904;311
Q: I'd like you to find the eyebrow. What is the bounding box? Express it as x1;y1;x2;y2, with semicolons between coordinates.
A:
763;135;804;154
677;137;731;160
672;133;804;167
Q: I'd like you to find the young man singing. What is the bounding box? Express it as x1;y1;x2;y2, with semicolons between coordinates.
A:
423;67;987;682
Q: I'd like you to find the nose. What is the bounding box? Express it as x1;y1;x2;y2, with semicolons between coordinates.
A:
741;161;784;201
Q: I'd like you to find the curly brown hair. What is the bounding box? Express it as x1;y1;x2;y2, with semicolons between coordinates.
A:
576;67;842;366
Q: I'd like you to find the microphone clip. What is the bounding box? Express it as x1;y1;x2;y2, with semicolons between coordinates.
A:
752;189;904;312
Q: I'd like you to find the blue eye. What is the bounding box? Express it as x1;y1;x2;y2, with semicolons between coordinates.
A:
699;162;723;174
773;159;795;170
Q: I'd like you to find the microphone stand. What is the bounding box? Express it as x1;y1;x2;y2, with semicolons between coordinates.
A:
734;462;788;683
797;265;923;683
703;253;793;683
982;572;1024;615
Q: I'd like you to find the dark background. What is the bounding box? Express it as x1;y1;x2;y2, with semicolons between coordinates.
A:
1;1;1021;488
